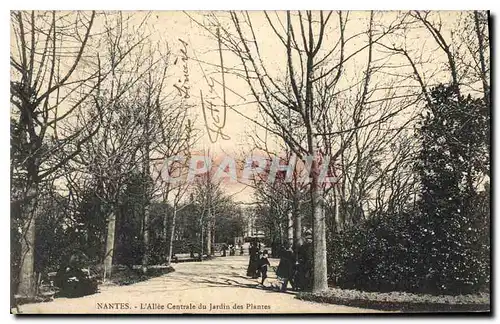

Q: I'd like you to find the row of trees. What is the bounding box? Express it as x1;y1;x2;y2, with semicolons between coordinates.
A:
10;11;246;299
194;10;490;293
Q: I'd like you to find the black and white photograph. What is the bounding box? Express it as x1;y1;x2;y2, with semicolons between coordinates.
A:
9;9;491;314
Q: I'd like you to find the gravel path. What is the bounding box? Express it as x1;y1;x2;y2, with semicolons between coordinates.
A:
18;256;383;314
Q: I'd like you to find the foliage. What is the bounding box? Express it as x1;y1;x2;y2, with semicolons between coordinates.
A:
213;202;246;244
328;207;489;295
328;211;414;293
414;84;490;294
327;84;490;295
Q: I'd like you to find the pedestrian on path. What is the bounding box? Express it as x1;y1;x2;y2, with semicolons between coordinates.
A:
246;240;259;278
257;250;270;286
276;243;295;292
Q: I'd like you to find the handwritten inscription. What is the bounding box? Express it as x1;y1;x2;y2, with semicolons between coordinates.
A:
201;28;230;143
201;89;230;143
174;38;190;99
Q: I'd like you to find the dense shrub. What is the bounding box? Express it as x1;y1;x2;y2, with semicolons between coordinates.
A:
328;212;414;293
328;85;490;296
327;203;489;295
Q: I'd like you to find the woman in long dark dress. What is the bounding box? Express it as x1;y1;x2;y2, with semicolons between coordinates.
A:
293;241;313;291
246;242;259;278
276;244;295;292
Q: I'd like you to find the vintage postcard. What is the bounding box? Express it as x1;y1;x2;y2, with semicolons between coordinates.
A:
10;10;490;314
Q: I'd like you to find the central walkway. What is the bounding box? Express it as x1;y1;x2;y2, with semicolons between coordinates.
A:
18;256;381;314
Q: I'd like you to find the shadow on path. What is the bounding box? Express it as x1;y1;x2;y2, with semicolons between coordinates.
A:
189;277;299;297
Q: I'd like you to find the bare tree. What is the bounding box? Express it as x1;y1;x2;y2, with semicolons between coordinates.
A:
153;120;197;265
191;10;410;292
75;12;167;280
378;10;490;178
10;10;104;297
190;155;224;259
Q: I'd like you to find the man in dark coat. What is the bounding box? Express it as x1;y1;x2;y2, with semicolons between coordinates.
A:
276;244;295;292
293;239;313;291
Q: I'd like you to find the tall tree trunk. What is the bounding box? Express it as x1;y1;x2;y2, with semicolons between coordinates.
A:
142;204;150;273
18;218;35;297
199;208;205;261
166;206;177;265
162;185;171;244
212;218;216;255
474;10;489;106
311;159;328;293
17;184;38;297
142;95;151;272
333;186;340;233
287;210;294;247
104;209;117;281
162;213;168;243
200;221;204;261
206;208;212;256
293;201;302;248
162;208;168;265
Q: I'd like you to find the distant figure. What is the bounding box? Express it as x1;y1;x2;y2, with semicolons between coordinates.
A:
276;244;295;292
189;243;195;258
257;250;270;286
171;253;179;263
240;244;244;255
229;244;235;256
222;243;228;257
